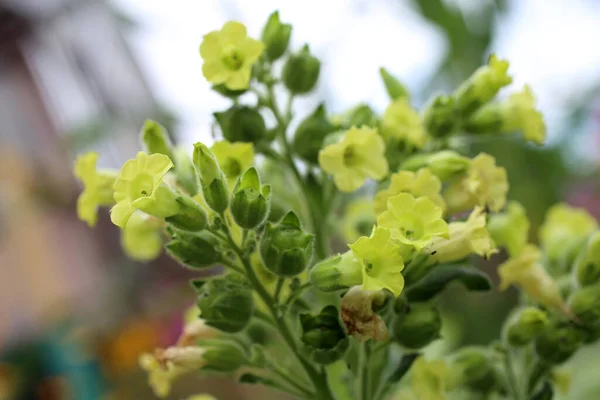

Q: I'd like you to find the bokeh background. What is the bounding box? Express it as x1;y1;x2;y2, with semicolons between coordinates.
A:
1;0;599;398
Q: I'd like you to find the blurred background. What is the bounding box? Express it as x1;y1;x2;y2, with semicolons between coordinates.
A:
1;0;599;398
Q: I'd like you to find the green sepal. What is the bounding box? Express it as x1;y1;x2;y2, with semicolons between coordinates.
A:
282;44;321;94
392;304;442;349
214;106;268;143
379;67;410;101
166;230;221;269
300;305;349;364
164;194;207;231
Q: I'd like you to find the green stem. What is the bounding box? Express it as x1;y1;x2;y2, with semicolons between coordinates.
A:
274;277;285;304
270;363;316;398
356;341;365;400
221;222;334;400
527;360;550;396
504;350;524;400
362;342;372;400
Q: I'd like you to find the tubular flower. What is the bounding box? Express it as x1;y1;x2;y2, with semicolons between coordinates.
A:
377;193;449;251
211;140;254;186
111;152;177;228
348;227;405;296
498;245;566;311
139;353;187;399
381;98;427;149
427;206;497;263
73;152;118;227
374;168;445;216
487;201;530;257
318;126;389;192
120;212;163;262
341;197;375;242
501;86;546;145
200;21;264;90
539;203;598;262
444;153;508;214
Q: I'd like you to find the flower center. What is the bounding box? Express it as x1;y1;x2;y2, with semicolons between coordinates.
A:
130;173;154;200
223;158;242;178
343;145;360;167
221;45;244;71
398;215;424;240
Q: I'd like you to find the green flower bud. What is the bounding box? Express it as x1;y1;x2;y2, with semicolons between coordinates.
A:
535;321;584;364
164;194;208;232
212;84;247;98
345;104;378;128
300;305;349;364
575;231;600;286
173;147;198;195
569;284;600;329
166;230;221;269
261;11;292;61
199;338;249;373
422;94;458;138
504;307;548;346
214;106;267;143
379;67;410;101
140;120;175;161
260;211;314;276
193;143;229;213
293;103;336;164
282;44;320;94
449;347;496;393
400;150;471;181
393;295;410;316
392;304;442;349
195;274;254;333
230;167;271;229
310;252;362;292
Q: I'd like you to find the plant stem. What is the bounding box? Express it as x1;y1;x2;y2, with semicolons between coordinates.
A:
274;277;285;304
504;350;524;400
270;362;316;398
362;342;372;400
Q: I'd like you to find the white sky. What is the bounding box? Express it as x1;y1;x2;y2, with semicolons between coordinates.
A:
113;0;600;148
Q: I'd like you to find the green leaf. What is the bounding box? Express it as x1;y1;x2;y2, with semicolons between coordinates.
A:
530;381;553;400
405;266;493;302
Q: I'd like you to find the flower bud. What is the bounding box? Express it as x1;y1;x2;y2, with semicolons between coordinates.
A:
193;143;228;213
140;120;175;161
449;347;496;392
214;106;267;143
569;285;600;329
575;231;600;286
261;11;292;61
504;307;548;346
195;274;254;333
400;150;471;182
230;167;271;229
293;103;336;164
282;44;320;94
173;147;199;195
340;287;389;342
211;84;247;98
300;305;349;364
534;321;584;364
199;338;249;373
344;104;378;128
392;304;442;349
310;251;362;292
164;193;208;232
422;94;458;138
379;67;410;101
166;230;221;269
260;211;314;276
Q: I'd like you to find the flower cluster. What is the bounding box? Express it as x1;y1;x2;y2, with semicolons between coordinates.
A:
71;11;600;400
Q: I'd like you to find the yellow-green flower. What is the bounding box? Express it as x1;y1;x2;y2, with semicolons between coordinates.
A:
348;227;405;297
378;193;449;251
120;212;163;262
488;201;530;257
444;153;508;214
381;98;427;149
539;203;598;262
498;244;565;310
427;207;497;263
211;140;254;186
111;152;178;228
374;168;445;216
318;126;389;192
187;396;217;400
501;85;546;145
73;152;118;227
411;357;449;400
342;197;375;242
139;353;186;398
200;21;264;90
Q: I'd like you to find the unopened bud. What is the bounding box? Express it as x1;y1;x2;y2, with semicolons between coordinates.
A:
392;304;442;349
504;307;548;347
260;211;314;276
166;230;221;269
214;106;267;143
230;167;271;229
282;44;320;94
300;305;349;364
422;94;457;138
449;347;496;392
379;67;410;101
193;143;228;213
173;147;198;195
310;251;362;292
293;103;336;164
199;338;249;373
164;194;208;232
261;11;292;61
575;231;600;287
535;322;584;364
140;120;175;161
569;285;600;329
400;150;471;182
